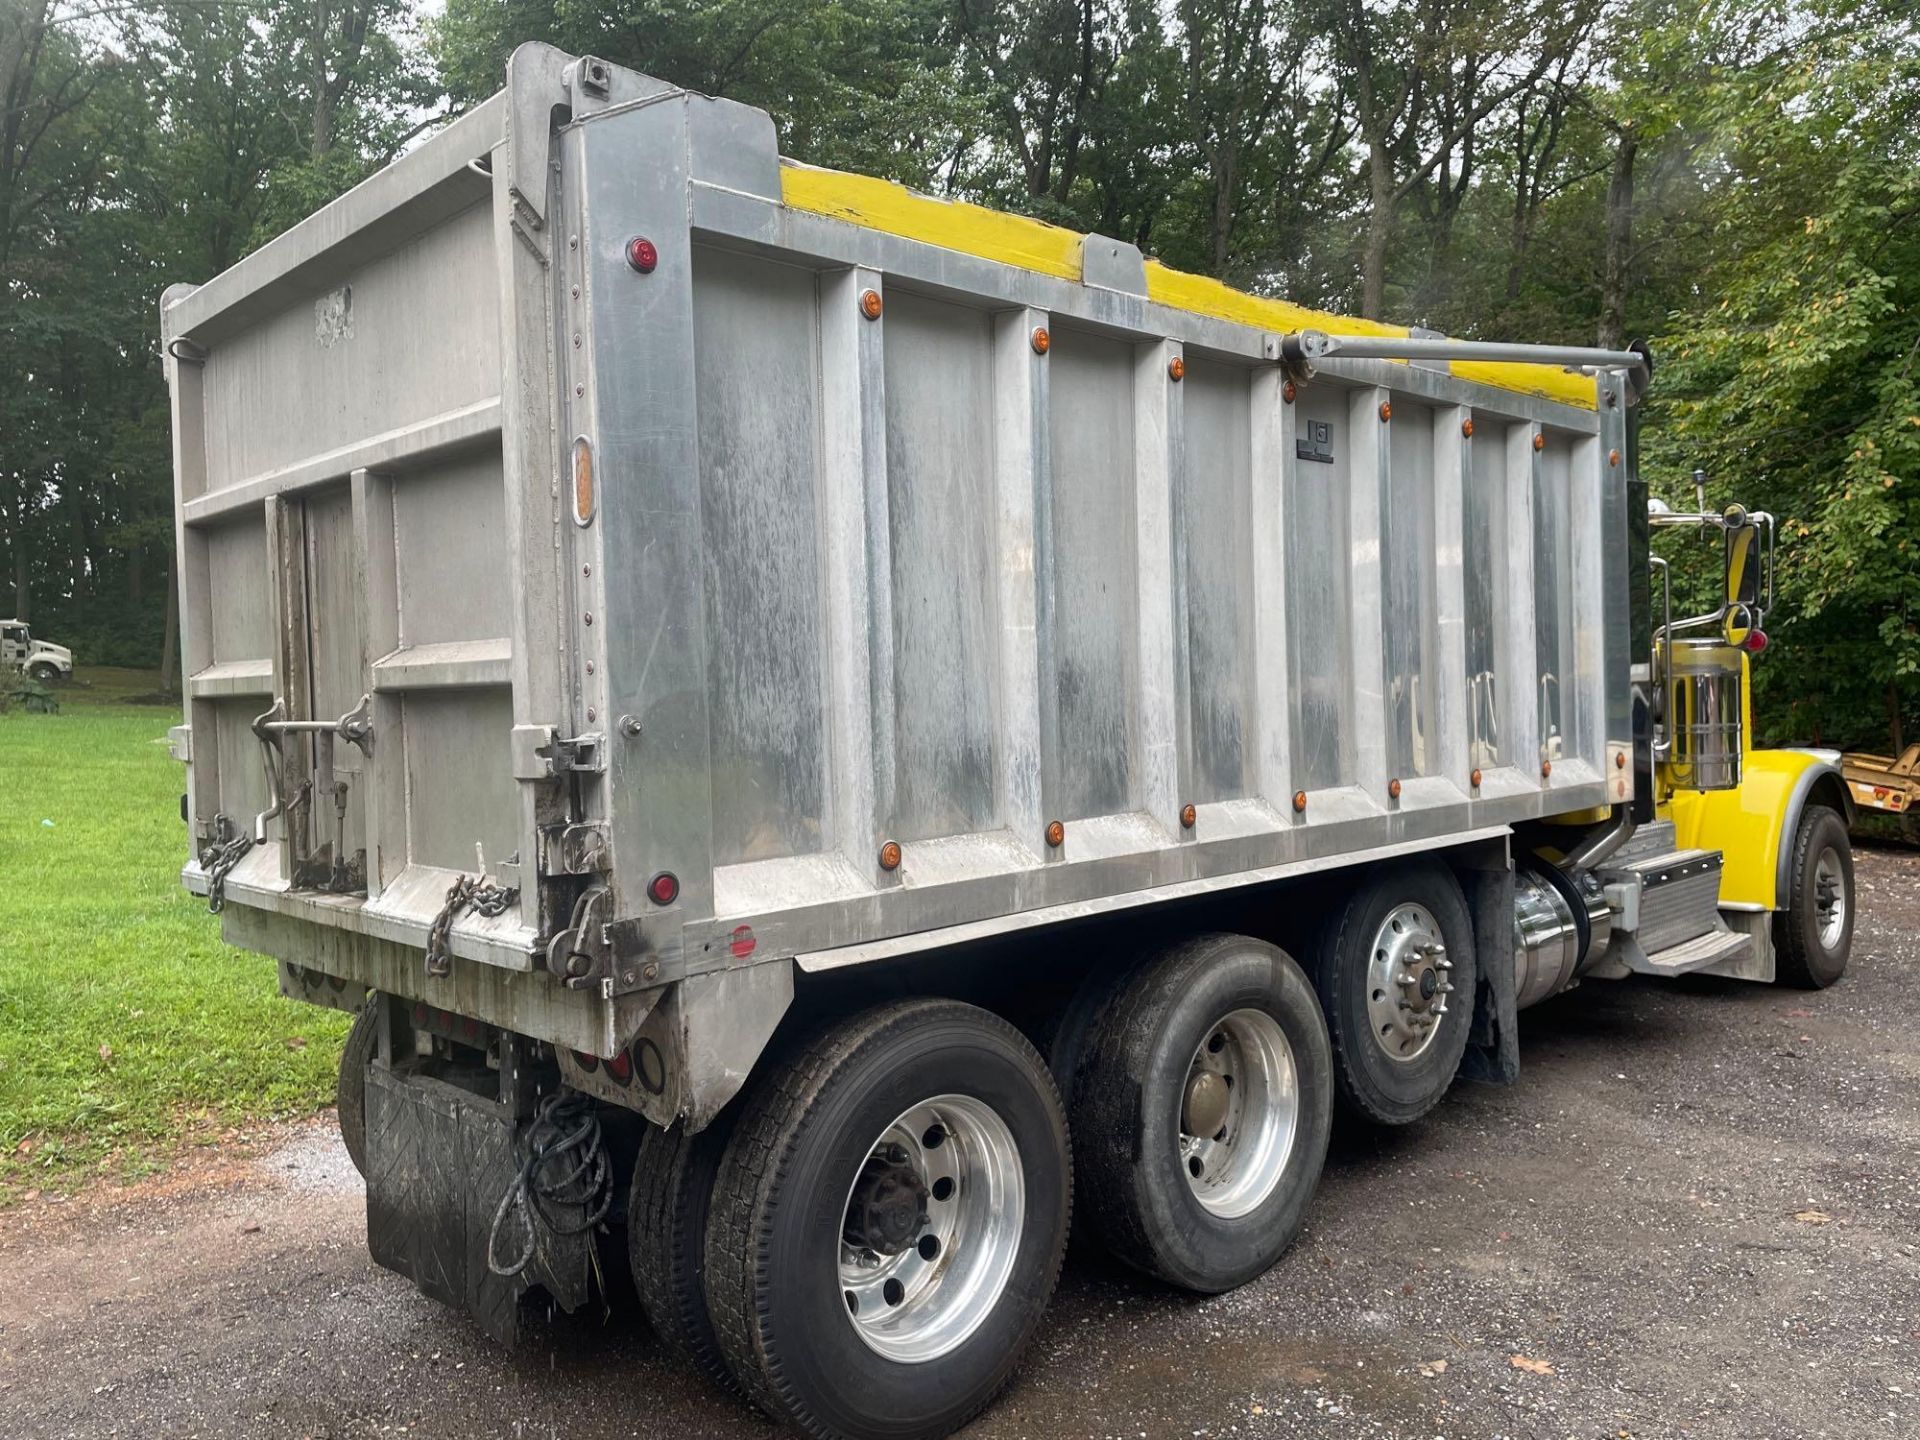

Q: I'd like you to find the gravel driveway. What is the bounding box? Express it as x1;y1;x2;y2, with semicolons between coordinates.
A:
3;847;1916;1440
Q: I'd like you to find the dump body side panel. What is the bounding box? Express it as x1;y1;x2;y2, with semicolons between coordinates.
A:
165;50;1635;1081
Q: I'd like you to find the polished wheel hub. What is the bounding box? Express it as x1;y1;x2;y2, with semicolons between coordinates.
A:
1366;902;1452;1062
838;1095;1023;1364
1178;1009;1300;1219
1813;847;1847;950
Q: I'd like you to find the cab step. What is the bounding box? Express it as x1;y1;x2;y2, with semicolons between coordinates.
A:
1624;925;1753;978
1597;840;1749;978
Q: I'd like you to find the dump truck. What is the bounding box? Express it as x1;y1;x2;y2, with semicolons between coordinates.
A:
160;45;1858;1440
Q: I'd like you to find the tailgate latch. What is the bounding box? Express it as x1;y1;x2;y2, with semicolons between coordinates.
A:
511;725;605;780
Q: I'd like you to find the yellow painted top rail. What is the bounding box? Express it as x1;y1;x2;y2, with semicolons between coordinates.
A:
780;162;1596;411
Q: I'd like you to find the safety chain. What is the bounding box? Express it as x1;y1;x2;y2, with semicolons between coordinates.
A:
199;813;254;915
424;872;520;977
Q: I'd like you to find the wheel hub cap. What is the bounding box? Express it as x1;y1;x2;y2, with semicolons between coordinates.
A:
1813;847;1847;949
1178;1009;1300;1219
1182;1069;1231;1138
838;1095;1024;1364
1366;902;1452;1062
844;1151;930;1255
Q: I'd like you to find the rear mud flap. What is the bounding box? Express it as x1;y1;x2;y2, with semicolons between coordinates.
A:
1459;864;1520;1085
363;1064;594;1345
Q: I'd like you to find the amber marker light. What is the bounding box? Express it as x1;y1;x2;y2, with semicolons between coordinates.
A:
1470;768;1483;789
1292;790;1308;814
571;436;595;526
860;288;883;320
1462;418;1475;439
1616;751;1628;769
1533;432;1546;452
1168;356;1186;382
1180;803;1197;829
1609;448;1621;467
1388;778;1402;800
1031;326;1051;355
1283;380;1298;404
1045;819;1065;847
1379;401;1393;422
878;839;902;871
1541;759;1553;779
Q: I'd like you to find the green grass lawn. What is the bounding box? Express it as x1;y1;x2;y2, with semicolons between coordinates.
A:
0;668;348;1198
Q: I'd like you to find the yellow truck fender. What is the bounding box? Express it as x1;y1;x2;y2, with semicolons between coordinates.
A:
1668;750;1856;911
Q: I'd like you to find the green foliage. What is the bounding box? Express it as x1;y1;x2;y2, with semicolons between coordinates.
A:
9;677;58;712
1;0;1916;753
1643;33;1920;746
0;680;349;1195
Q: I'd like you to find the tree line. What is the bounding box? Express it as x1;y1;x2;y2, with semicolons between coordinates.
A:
2;0;1916;747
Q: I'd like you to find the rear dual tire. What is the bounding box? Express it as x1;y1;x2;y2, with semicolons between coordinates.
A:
703;1000;1070;1440
1313;860;1476;1126
1071;934;1333;1293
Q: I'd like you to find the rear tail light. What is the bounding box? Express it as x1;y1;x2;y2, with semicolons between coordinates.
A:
1742;629;1768;654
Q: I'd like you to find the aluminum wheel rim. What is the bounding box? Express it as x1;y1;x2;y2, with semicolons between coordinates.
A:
837;1094;1024;1364
1179;1008;1299;1219
1366;902;1453;1063
1814;847;1847;950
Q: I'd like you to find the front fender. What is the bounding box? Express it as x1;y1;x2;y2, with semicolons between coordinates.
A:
1668;749;1853;911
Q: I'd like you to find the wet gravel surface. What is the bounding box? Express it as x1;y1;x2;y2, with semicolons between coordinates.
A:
3;847;1916;1440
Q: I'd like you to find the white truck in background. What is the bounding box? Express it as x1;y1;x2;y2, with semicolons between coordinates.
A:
2;620;73;681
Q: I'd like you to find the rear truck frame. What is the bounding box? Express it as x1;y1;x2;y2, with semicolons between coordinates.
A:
161;46;1859;1440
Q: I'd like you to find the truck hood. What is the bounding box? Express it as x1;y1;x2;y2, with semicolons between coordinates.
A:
29;641;71;662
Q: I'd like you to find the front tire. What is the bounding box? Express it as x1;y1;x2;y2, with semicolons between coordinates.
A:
1313;859;1476;1126
1774;804;1853;988
27;661;58;683
1072;934;1333;1293
703;1000;1070;1440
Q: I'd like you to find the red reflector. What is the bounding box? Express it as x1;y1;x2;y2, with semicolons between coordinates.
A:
1742;629;1768;654
729;925;757;959
572;1049;600;1073
626;236;658;273
412;1003;428;1026
605;1049;633;1085
647;871;680;906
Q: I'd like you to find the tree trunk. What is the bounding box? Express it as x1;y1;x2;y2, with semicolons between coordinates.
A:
1361;139;1393;320
12;549;26;622
1598;127;1637;349
311;0;332;159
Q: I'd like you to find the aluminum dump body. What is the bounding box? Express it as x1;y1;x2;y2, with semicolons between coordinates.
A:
164;46;1632;1104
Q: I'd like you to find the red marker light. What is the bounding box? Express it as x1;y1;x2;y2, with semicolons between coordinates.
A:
647;870;680;906
1742;629;1769;654
626;236;658;273
605;1049;633;1085
729;925;757;959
